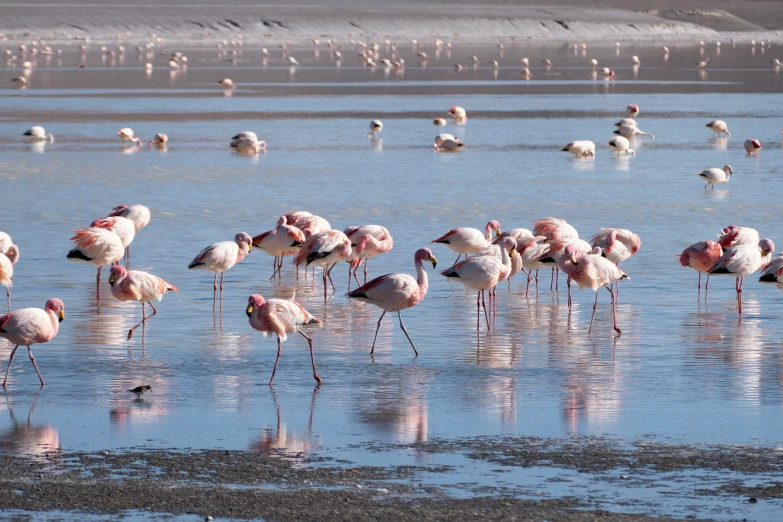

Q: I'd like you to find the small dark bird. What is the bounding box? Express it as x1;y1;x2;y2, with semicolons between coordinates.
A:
128;385;152;397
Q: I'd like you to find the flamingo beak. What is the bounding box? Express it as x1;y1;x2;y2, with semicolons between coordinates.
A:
428;255;437;268
58;310;65;322
569;255;577;264
509;249;515;257
494;229;500;236
109;273;115;285
245;304;254;317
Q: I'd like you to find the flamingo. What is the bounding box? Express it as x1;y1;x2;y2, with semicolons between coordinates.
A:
717;225;760;250
772;59;783;67
560;244;628;334
706;120;730;137
286;56;299;66
231;132;266;154
533;217;580;291
246;294;322;385
292;230;352;295
614;124;654;139
744;138;762;155
521;57;529;66
492;228;533;285
67;220;125;299
0;245;19;313
252;216;306;279
708;239;774;314
542;59;552;67
590;228;641;297
23;126;54;142
217;78;235;89
117;128;142;146
432;220;500;264
631;55;640;65
699;164;733;189
344;225;393;285
109;265;178;340
679;240;723;298
758;254;783;287
696;58;710;68
433;118;447;126
0;298;64;387
187;232;253;312
286;212;331;236
12;77;27;87
561;141;595;157
346;247;437;355
517;235;550;296
608;136;635;156
521;68;532;79
447;106;467;123
589;58;598;69
91;217;135;257
368;120;383;138
434;133;465;151
148;133;168;148
626;105;639;118
107;204;151;262
614;117;637;128
538;238;594;306
441;237;516;330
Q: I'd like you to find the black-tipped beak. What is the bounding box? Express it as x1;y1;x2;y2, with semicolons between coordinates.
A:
561;147;568;152
291;241;302;247
245;304;254;317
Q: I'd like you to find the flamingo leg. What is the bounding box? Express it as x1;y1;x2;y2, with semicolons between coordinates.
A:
96;265;102;301
212;273;218;314
269;258;278;280
326;264;337;292
476;292;481;331
269;337;283;385
453;254;461;265
370;310;387;355
525;271;531;297
567;276;572;309
2;345;19;387
588;290;599;335
550;268;555;291
364;259;369;284
608;286;621;334
299;331;322;385
321;267;327;297
705;273;710;302
481;290;490;330
555;268;559;291
219;272;225;313
6;287;10;313
27;346;44;386
737;277;743;314
127;302;147;340
397;311;419;357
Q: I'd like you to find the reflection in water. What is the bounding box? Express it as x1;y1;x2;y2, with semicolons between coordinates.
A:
711;137;729;151
0;396;60;460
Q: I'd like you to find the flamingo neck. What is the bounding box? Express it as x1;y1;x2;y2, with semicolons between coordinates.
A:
415;260;429;294
47;310;60;337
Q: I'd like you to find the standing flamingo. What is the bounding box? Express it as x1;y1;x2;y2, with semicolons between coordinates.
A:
109;265;178;340
441;237;516;330
285;212;331;235
67;221;125;299
117;128;142;146
517;235;550;296
679;240;723;299
717;225;760;250
626;105;640;118
292;230;352;295
188;232;253;312
0;245;19;313
246;294;322;385
744;139;762;155
432;220;500;265
346;248;437;355
344;225;394;286
590;228;641;297
608;136;635;156
92;217;135;260
447;106;467;123
107;204;151;262
252;216;306;279
614;125;654;139
705;120;730;137
708;239;774;314
533;217;579;290
1;298;65;387
368;120;383;138
699;165;733;189
148;134;168;148
559;245;628;334
493;228;533;285
540;238;594;306
23;126;54;142
759;254;783;287
561;141;596;157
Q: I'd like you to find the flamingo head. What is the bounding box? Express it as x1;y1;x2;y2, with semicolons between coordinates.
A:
109;265;128;286
44;298;65;322
562;143;573;152
631;234;642;254
414;247;437;268
564;244;581;264
723;164;733;175
108;204;128;217
487;220;501;236
4;245;19;264
246;294;266;316
501;237;517;256
235;232;253;249
276;215;286;227
760;239;775;257
355;235;369;254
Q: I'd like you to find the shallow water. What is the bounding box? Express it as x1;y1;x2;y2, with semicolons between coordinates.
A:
2;41;783;519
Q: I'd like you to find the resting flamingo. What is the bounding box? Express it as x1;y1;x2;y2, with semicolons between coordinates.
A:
614;125;654;140
744;139;762;155
292;230;352;295
23;126;54;142
626;105;639;118
346;247;437;356
148;133;168;148
540;238;595;307
759;254;783;287
1;298;65;387
246;294;322;385
91;217;135;260
344;225;394;286
517;235;550;296
432;220;500;264
608;136;634;156
679;240;723;300
0;245;19;313
447;106;467;123
252;216;306;279
533;217;579;291
107;204;151;262
188;232;253;312
286;212;331;235
590;228;641;296
109;265;178;340
492;228;533;285
368;120;383;138
709;239;774;314
67;220;125;299
717;225;760;250
562;141;595;157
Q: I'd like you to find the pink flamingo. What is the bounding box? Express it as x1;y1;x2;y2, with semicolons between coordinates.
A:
708;239;774;314
344;225;394;286
346;247;437;356
0;244;19;312
67;221;125;300
679;240;723;299
252;216;306;279
559;245;629;334
107;204;151;262
432;220;500;265
109;265;178;340
517;235;550;296
92;217;135;258
533;217;580;291
744;138;762;155
541;238;595;307
492;228;533;286
117;127;142;146
285;212;331;235
590;228;641;295
759;254;783;287
292;230;352;295
717;225;759;250
441;237;516;330
0;298;65;387
246;294;322;385
188;232;253;312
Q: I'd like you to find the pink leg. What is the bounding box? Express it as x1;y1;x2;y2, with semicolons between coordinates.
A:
588;291;599;335
96;265;102;301
525;271;531;297
27;346;44;386
481;290;490;330
219;272;225;313
567;276;572;309
128;302;158;340
705;273;710;302
370;310;386;355
454;254;461;266
550;268;555;291
326;264;337;291
6;287;9;313
269;258;277;280
364;259;369;285
2;345;19;387
476;292;481;331
535;270;540;298
212;273;218;314
608;287;621;334
397;311;419;357
737;277;743;314
299;331;322;385
555;268;559;291
269;337;282;385
321;269;328;297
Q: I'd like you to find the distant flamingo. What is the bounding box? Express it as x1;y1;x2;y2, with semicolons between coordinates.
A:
368;120;383;138
441;237;516;330
432;220;500;264
433;118;447;126
559;245;629;334
434;133;465;151
706;120;730;137
252;216;306;279
217;78;235;89
0;298;65;387
246;294;322;385
561;140;595;157
0;245;19;312
346;247;437;355
109;265;178;340
292;230;352;295
447;106;467;123
344;225;394;285
626;105;639;118
614;125;654;140
23;126;54;142
608;136;635;156
615;117;636;128
709;239;774;314
188;232;253;312
67;220;125;299
118;128;142;146
148;133;168;148
679;240;723;299
697;164;732;189
744;138;762;155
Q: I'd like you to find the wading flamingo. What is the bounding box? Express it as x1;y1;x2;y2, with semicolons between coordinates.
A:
590;228;641;298
706;120;730;137
218;78;235;89
608;136;635;156
368;120;383;138
679;240;723;299
246;294;322;385
252;216;306;279
1;298;64;387
148;133;168;148
699;165;733;189
0;245;19;312
118;128;142;146
432;220;500;264
533;217;580;291
447;106;467;123
67;220;125;299
562;140;595;157
434;133;465;151
517;235;550;296
109;265;178;340
188;232;253;312
744;138;762;155
626;105;639;118
107;204;151;262
344;225;393;286
292;230;352;295
23;126;54;142
346;247;436;355
709;239;774;314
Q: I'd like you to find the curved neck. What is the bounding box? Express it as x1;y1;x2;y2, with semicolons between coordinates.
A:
415;259;429;293
500;246;511;269
47;310;60;336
